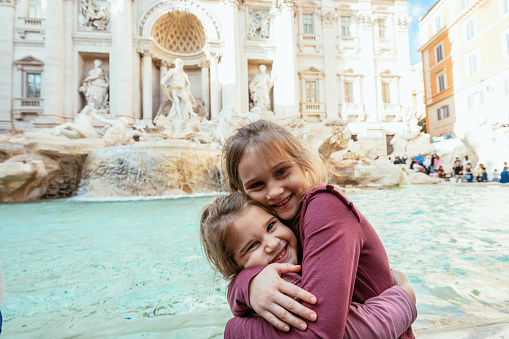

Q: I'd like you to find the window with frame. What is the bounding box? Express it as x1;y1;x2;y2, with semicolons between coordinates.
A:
467;91;483;109
305;81;317;102
437;72;446;92
436;16;442;32
303;14;314;34
27;0;42;18
435;44;444;63
466;20;475;40
503;0;509;13
26;73;41;98
341;16;351;37
467;52;479;76
437;105;449;120
378;19;387;39
382;82;391;103
344;81;354;103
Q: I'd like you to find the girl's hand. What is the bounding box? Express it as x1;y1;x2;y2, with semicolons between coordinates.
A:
391;269;416;304
248;263;318;332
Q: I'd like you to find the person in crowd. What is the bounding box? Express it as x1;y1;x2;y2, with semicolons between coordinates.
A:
402;155;408;164
452;160;464;182
501;167;509;183
200;193;417;338
477;167;488;182
394;156;403;165
463;156;471;167
465;163;474;182
437;166;446;178
433;155;442;172
423;156;432;175
415;154;424;166
221;120;416;338
493;169;501;182
0;261;4;335
388;157;392;163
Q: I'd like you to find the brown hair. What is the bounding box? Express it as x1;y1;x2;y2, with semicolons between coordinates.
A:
200;192;270;280
222;120;327;193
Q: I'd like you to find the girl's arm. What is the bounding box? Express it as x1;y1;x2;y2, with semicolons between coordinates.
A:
225;285;417;338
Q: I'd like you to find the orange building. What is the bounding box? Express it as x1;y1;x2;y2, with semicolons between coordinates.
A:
419;5;455;138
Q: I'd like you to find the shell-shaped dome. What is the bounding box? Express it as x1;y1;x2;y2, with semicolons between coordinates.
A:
152;11;206;54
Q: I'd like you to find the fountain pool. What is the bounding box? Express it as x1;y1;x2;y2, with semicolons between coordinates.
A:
0;184;508;337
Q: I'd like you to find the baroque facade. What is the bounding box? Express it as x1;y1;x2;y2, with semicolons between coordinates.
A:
0;0;412;154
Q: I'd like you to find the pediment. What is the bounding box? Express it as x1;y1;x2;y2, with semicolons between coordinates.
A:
14;56;44;67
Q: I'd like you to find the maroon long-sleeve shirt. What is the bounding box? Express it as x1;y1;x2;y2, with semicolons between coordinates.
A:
226;185;416;338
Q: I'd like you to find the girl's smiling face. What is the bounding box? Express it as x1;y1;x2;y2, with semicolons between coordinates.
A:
229;205;298;269
237;149;309;221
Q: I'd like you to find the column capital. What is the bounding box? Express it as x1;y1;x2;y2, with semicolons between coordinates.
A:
199;60;210;69
273;0;295;12
137;48;151;56
208;49;223;62
321;11;337;27
221;0;243;9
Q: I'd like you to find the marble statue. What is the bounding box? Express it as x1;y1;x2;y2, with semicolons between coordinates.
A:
52;105;111;139
160;59;197;120
79;0;109;31
249;65;275;111
79;59;109;112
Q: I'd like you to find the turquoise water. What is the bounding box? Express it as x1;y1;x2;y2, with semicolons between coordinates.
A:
1;185;508;337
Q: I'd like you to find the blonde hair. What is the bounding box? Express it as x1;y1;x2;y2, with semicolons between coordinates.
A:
200;192;270;280
222;119;327;193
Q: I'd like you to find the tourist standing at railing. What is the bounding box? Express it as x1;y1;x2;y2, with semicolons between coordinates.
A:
0;261;5;335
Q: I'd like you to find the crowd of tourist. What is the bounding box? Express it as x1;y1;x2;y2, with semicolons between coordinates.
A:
431;132;453;143
390;154;509;183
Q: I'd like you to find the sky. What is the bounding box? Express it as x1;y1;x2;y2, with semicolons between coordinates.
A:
407;0;439;65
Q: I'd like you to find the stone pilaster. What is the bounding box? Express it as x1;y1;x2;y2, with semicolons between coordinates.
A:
160;62;168;105
272;0;298;118
220;0;241;113
140;49;153;122
321;10;339;120
199;60;210;116
34;0;65;127
358;12;377;122
209;51;222;119
111;0;134;120
64;0;75;120
0;0;15;130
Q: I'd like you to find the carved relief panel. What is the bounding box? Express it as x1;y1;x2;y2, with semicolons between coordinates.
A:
246;9;271;40
78;0;110;31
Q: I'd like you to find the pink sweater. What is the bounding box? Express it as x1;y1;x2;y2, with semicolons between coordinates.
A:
226;185;416;338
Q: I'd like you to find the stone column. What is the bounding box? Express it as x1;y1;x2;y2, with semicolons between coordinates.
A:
321;10;339;120
160;63;168;104
209;52;221;119
111;0;134;120
64;0;75;120
140;50;153;122
358;12;377;122
0;0;15;130
35;0;65;126
200;60;210;116
273;0;298;118
220;0;241;113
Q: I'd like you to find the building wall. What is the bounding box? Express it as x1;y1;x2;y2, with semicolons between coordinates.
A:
420;0;509;138
1;0;413;151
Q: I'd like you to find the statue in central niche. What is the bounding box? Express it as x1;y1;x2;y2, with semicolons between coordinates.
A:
249;65;275;112
79;59;109;113
161;58;196;120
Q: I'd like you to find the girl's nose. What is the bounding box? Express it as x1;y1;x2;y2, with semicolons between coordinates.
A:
265;236;278;253
266;182;283;201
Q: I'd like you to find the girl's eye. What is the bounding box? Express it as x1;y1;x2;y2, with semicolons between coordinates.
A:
267;222;276;232
250;181;263;189
275;167;287;176
247;241;259;252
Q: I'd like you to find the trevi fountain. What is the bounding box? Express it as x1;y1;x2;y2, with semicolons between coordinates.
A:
0;0;508;338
